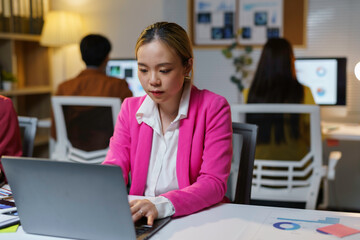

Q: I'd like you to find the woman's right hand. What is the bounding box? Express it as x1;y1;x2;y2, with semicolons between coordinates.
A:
130;199;158;226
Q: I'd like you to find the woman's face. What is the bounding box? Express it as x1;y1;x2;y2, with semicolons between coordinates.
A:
137;40;191;106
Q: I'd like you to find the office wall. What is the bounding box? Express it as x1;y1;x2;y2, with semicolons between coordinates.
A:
50;0;360;120
49;0;164;89
296;0;360;121
165;0;251;105
167;0;360;120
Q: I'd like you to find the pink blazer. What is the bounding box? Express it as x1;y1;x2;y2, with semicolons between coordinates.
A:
103;86;232;217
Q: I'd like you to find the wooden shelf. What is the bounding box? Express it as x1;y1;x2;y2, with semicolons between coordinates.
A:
0;86;52;96
1;27;51;158
0;32;41;42
0;0;50;158
34;134;50;147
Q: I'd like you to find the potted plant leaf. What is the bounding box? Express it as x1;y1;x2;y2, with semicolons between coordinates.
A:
1;70;17;91
221;30;253;93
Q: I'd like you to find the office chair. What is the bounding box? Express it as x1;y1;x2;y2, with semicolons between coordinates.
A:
228;122;258;204
18;116;38;157
51;96;121;164
231;104;341;209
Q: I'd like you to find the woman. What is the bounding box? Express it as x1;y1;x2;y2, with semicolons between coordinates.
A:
243;38;315;160
103;22;232;225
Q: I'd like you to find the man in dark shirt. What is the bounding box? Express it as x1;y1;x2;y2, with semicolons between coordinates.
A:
51;34;132;151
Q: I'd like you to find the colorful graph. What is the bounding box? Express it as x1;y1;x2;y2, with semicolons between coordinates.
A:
277;217;340;225
273;216;340;234
273;222;301;230
252;210;359;240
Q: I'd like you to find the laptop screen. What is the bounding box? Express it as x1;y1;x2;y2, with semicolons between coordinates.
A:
106;59;146;97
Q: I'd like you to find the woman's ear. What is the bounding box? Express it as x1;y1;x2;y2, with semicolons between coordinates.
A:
184;58;193;76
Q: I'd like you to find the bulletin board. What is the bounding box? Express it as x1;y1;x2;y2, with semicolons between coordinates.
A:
188;0;307;48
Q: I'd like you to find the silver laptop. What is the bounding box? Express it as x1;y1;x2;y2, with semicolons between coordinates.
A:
2;156;170;240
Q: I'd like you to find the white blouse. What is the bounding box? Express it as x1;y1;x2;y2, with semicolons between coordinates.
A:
135;82;191;218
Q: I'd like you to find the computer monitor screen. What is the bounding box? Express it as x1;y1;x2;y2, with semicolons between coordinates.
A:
106;59;146;97
295;57;346;105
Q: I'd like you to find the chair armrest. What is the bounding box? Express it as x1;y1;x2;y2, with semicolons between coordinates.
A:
327;151;342;180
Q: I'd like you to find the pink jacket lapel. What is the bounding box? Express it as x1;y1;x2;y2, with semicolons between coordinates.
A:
131;123;153;195
176;86;199;188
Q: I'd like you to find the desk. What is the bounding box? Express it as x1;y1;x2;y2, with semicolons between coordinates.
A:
322;122;360;211
2;203;360;240
322;122;360;141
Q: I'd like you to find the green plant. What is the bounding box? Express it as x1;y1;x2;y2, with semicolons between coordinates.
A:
1;70;17;82
221;35;253;92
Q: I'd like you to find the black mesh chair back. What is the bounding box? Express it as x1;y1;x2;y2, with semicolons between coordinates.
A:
232;122;258;204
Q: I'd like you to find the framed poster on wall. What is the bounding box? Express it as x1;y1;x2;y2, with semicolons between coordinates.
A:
189;0;307;48
190;0;237;46
238;0;283;45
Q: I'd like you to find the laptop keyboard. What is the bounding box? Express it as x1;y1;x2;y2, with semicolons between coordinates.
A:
134;217;171;239
135;225;153;236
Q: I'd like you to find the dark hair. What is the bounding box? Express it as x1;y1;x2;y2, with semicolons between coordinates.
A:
135;22;194;83
247;38;304;144
80;34;111;67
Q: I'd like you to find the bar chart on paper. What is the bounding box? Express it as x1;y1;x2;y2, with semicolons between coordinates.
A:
251;210;360;239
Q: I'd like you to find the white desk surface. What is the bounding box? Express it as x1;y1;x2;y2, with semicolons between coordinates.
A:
1;203;360;240
322;122;360;141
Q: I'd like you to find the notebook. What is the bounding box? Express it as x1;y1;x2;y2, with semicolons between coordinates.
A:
2;156;170;240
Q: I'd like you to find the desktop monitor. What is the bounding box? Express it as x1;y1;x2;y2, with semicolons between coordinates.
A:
106;59;146;97
295;57;347;105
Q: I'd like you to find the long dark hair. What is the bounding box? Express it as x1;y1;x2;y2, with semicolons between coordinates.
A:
247;38;304;144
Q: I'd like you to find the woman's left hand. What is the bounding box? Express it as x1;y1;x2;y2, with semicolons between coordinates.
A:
129;199;158;225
